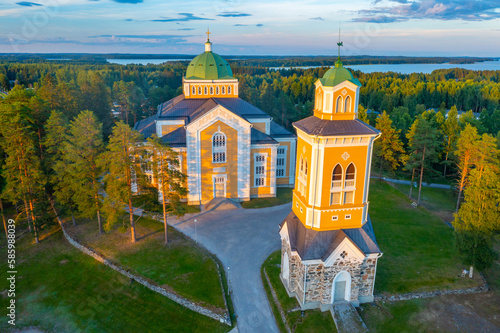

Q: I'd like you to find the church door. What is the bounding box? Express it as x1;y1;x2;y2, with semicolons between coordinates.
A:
334;281;346;302
214;176;226;198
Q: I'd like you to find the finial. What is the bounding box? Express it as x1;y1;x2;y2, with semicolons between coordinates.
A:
205;28;212;52
336;25;343;67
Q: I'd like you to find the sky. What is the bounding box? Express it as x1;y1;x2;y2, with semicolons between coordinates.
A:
1;0;499;56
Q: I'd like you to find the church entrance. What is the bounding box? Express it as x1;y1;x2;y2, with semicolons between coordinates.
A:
332;271;351;303
213;176;226;198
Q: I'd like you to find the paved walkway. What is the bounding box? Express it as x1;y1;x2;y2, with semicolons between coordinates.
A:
167;203;292;333
373;176;452;189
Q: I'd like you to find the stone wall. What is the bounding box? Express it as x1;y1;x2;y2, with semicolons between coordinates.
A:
52;206;231;326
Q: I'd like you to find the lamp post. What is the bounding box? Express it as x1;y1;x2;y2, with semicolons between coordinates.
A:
194;219;197;244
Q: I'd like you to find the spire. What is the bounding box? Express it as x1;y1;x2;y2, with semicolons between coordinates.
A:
336;26;343;68
205;28;212;52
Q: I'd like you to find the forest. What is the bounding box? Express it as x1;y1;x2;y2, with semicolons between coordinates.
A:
0;58;499;270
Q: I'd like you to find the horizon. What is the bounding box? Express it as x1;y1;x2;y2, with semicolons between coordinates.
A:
1;0;499;57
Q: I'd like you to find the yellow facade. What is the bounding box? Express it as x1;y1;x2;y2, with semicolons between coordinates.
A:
313;86;357;121
250;147;273;197
199;120;239;200
184;82;238;99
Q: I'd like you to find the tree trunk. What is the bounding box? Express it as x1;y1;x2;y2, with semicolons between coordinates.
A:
129;197;136;243
163;187;168;245
29;198;38;243
456;187;463;213
409;168;415;199
0;198;8;239
417;146;426;207
443;152;448;176
97;210;103;234
70;206;76;227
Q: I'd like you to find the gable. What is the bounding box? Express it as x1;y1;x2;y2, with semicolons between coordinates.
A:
324;237;366;266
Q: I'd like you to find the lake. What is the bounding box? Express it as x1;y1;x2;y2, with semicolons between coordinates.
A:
105;58;500;74
106;58;191;65
270;60;500;74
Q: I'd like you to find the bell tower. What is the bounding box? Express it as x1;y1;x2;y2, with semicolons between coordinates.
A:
279;44;383;308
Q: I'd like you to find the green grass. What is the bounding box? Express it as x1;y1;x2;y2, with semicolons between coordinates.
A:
369;180;481;294
66;215;226;311
390;182;457;217
261;251;337;333
0;226;231;333
241;188;293;209
132;194;200;214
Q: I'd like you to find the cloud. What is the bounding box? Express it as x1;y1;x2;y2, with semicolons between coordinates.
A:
111;0;143;3
177;28;194;31
151;13;213;22
310;17;324;21
256;23;263;27
124;18;134;21
354;0;500;23
89;34;194;40
16;1;42;6
234;23;264;27
217;12;251;17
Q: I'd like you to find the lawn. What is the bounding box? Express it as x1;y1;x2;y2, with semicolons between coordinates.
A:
261;250;337;333
369;180;481;294
241;187;293;209
390;182;458;222
0;225;231;333
65;214;227;311
132;194;200;214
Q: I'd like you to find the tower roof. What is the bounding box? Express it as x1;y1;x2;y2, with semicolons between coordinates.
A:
185;34;234;80
319;60;361;87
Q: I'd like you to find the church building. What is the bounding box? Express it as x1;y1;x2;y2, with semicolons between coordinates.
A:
134;33;296;205
279;55;382;308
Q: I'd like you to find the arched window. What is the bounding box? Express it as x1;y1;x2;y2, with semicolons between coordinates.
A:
300;156;304;174
210;86;214;95
345;163;356;187
304;159;308;177
344;96;351;113
212;132;226;163
331;164;343;189
344;163;356;204
227;85;231;94
204;86;208;95
221;86;225;94
216;86;219;94
336;96;343;113
192;86;196;95
198;86;202;95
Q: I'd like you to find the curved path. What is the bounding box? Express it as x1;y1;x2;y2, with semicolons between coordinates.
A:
168;203;292;333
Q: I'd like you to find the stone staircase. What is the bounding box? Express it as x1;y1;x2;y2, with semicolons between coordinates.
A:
204;198;241;211
330;303;368;333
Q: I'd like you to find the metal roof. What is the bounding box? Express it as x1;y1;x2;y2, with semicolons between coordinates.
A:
293;117;380;137
161;126;186;147
251;128;278;145
281;211;381;261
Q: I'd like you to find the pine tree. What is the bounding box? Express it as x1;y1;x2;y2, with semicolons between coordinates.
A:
358;105;370;123
374;111;406;179
441;106;460;175
64;110;105;233
102;122;143;243
454;125;479;212
146;134;188;244
405;115;441;206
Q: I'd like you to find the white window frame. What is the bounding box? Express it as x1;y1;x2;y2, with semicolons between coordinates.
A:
276;146;287;178
254;153;267;187
212;132;227;163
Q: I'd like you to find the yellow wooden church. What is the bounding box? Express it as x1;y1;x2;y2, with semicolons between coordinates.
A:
279;56;382;308
134;34;296;205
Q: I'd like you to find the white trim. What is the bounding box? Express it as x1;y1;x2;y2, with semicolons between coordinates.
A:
276;145;288;178
212;174;227;198
156;119;185;136
324;238;365;266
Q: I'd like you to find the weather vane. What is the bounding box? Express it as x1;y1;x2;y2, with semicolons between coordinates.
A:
337;27;343;59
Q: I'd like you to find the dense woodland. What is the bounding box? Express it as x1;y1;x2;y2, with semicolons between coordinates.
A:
0;58;499;270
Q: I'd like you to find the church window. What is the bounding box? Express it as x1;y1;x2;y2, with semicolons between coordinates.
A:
212;132;226;163
216;86;219;94
227;85;231;94
345;96;351;113
198;86;202;95
336;96;343;113
298;156;307;195
345;163;356;188
192;86;196;95
344;191;354;204
254;153;267;187
221;86;226;94
345;214;351;220
204;86;208;95
210;86;214;95
332;215;338;221
330;192;341;205
331;164;343;189
277;146;287;178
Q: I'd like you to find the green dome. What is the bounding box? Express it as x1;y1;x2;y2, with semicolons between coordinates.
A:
185;50;233;80
320;59;361;87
